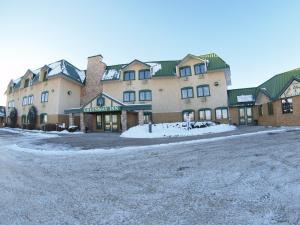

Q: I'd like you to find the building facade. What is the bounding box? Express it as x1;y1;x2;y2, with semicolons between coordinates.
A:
0;106;5;127
5;53;232;132
228;68;300;126
65;53;232;132
5;60;85;129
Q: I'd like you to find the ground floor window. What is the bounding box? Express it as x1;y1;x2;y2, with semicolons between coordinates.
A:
215;108;228;120
258;105;263;116
143;112;152;124
40;113;48;124
199;109;212;120
96;114;102;129
282;98;293;114
21;115;27;124
268;102;274;115
182;110;195;122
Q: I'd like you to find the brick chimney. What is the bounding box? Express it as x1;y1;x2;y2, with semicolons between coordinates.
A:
81;54;106;106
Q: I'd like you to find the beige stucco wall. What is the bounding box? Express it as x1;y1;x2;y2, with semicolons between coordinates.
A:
102;58;229;122
6;75;82;127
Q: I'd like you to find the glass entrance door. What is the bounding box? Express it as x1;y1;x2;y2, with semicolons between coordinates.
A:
239;107;253;125
104;114;119;132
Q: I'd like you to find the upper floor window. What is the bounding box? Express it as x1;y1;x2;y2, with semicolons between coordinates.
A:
124;71;135;81
139;70;151;80
282;98;293;114
8;100;15;108
29;79;33;87
41;91;49;103
179;66;192;77
194;63;206;75
197;85;210;97
123;91;135;102
24;79;30;88
139;90;152;101
181;87;194;99
216;107;228;120
22;96;28;106
28;95;34;105
199;108;212;120
96;96;105;107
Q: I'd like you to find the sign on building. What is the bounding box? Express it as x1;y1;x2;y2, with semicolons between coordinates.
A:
237;95;254;103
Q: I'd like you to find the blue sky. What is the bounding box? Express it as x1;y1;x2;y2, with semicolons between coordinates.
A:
1;0;300;105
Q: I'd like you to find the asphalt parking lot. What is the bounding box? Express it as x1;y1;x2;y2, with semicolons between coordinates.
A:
0;127;300;225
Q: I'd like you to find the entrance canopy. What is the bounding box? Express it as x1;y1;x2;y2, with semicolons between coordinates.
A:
64;92;152;114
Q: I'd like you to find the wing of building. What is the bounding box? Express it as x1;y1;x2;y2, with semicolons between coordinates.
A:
5;53;232;132
228;67;300;126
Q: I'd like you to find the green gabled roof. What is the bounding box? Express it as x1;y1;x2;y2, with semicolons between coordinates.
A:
227;87;257;106
102;53;229;80
257;67;300;99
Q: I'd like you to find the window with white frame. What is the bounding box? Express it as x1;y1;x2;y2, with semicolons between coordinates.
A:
41;91;49;103
8;101;15;108
139;90;152;101
282;98;293;114
28;95;34;105
216;108;228;119
181;87;194;99
197;85;210;97
199;109;212;120
22;96;28;106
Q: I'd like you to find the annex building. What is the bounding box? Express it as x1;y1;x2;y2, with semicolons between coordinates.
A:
228;67;300;126
5;53;232;132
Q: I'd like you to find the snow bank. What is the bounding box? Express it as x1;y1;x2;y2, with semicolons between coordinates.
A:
1;127;83;136
120;122;236;138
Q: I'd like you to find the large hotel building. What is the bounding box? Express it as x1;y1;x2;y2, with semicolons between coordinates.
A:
3;53;300;132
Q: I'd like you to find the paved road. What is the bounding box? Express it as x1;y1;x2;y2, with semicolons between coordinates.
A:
0;128;300;224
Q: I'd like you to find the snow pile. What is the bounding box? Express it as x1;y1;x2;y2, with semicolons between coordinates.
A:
121;122;236;138
1;127;83;136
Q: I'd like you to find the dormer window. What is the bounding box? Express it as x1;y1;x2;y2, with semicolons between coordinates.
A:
24;79;30;88
139;70;151;80
124;71;135;81
179;66;191;77
194;63;206;75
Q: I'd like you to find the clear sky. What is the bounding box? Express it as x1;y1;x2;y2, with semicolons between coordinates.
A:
1;0;300;105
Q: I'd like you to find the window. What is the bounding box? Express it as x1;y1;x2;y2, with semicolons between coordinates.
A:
124;71;135;81
194;63;206;75
181;87;194;99
123;91;135;102
282;98;293;114
179;66;192;77
258;105;263;116
41;91;49;103
28;95;34;105
143;112;152;124
8;100;15;108
96;97;105;107
139;90;152;101
182;110;195;121
21;115;27;124
22;96;28;106
24;79;30;88
29;79;33;87
268;102;274;115
40;113;48;124
197;85;210;97
215;108;228;120
139;70;151;80
199;109;212;120
96;115;102;129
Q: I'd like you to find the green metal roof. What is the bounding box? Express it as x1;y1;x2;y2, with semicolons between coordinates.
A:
227;87;257;107
228;67;300;106
102;53;229;80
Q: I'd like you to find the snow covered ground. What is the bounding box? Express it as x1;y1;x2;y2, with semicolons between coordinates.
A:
1;127;300;224
121;122;236;138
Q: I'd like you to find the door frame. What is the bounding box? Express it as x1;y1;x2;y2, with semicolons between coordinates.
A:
238;106;253;125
